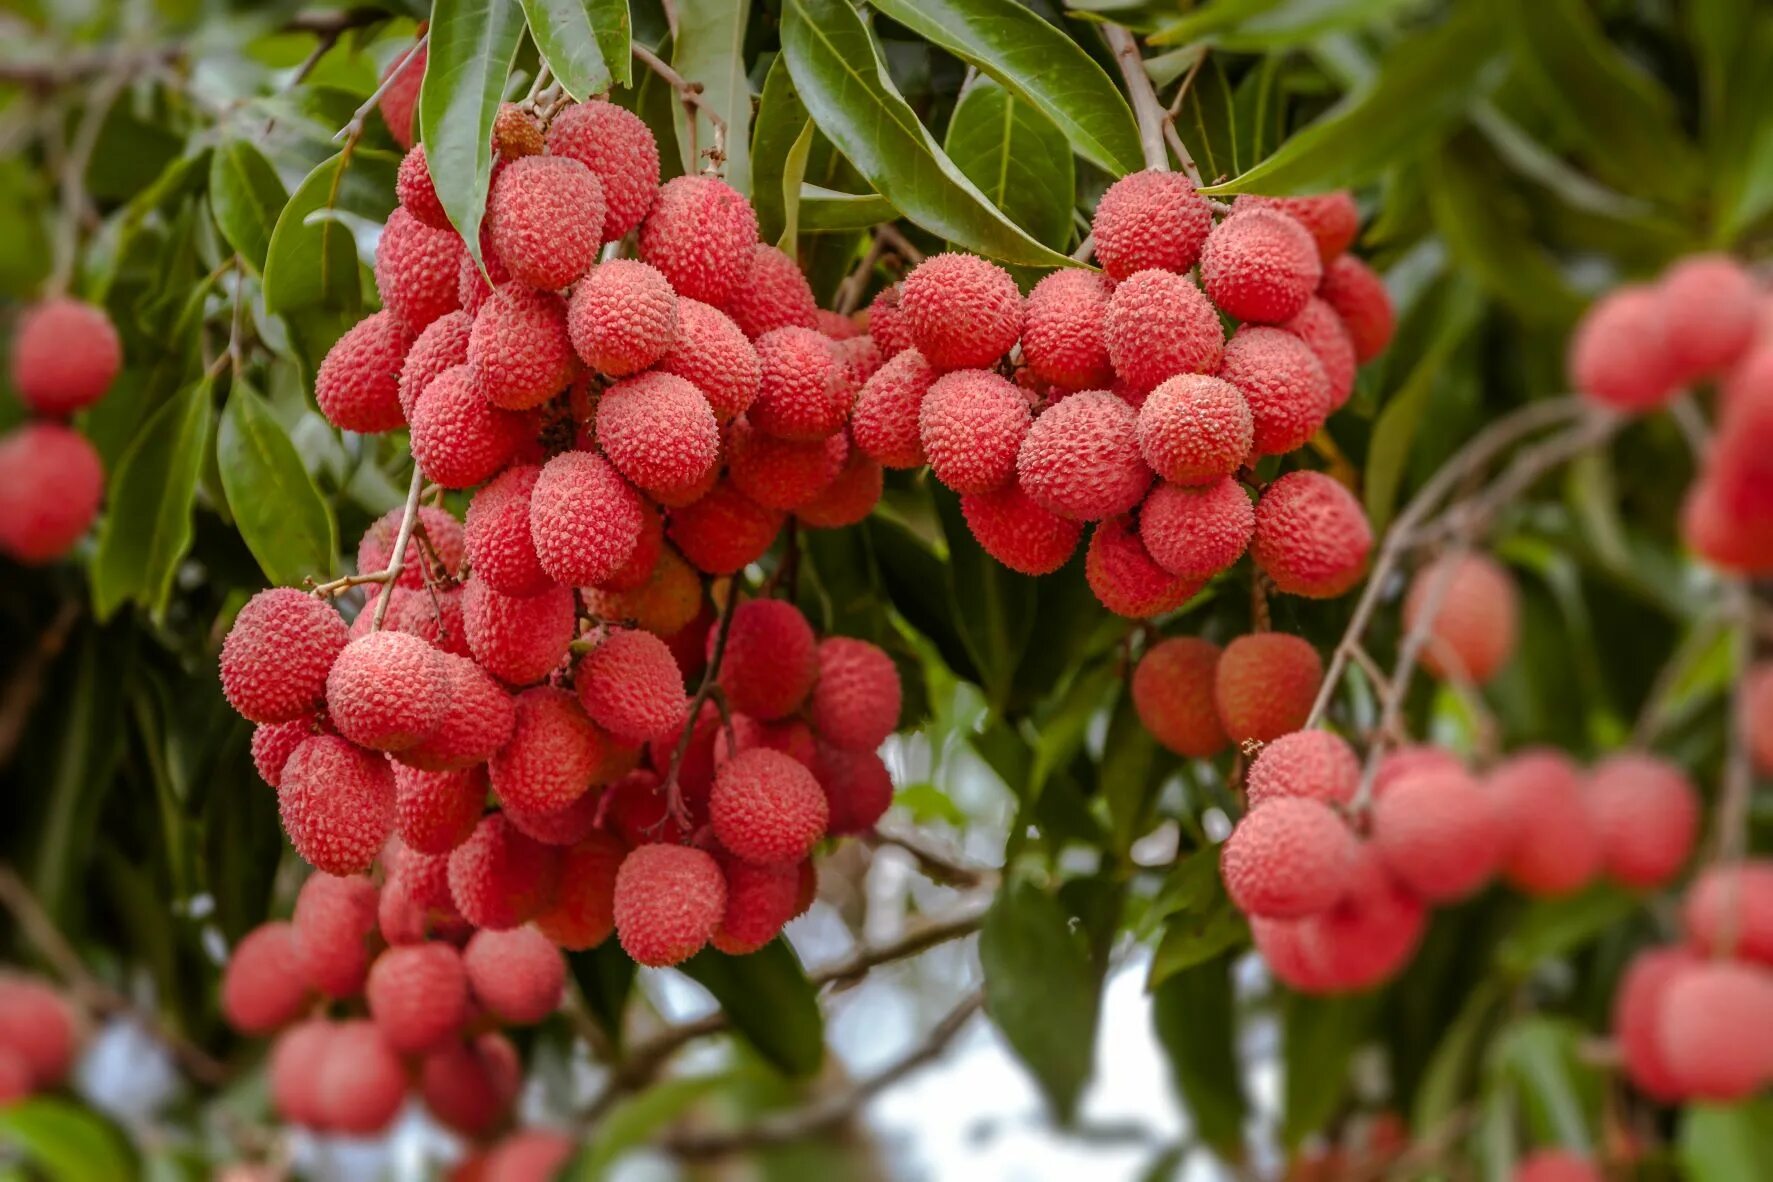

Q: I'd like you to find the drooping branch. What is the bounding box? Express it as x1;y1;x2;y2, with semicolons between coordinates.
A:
867;825;997;890
371;467;427;630
333;30;428;146
631;42;727;170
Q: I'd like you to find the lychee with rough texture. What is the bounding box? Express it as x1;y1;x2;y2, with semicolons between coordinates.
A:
576;628;687;744
613;843;727;966
1233;192;1360;263
919;369;1030;494
813;742;894;835
316;310;414;434
1568;285;1676;413
1252;470;1371;598
545;100;660;242
567;259;678;377
584;545;704;637
711;850;802;955
420;1033;520;1138
726;243;818;338
808;637;900;751
1246;730;1359;808
867;284;913;357
1214;633;1322;743
1201;208;1323;324
711;748;829;865
1221;797;1357;919
396;144;448;229
639;175;759;306
655;298;761;422
1136;374;1253;487
463;465;549;595
1513;1151;1602;1182
399;309;472;412
1091;170;1212;280
716;599;818;721
667;481;785;575
1659;253;1759;383
961;481;1083;575
1132;637;1227;758
853;347;936;469
1373;744;1465;798
502;787;604;848
1017;390;1153;521
529;450;645;587
1139;478;1255;581
1279;296;1358;410
366;942;468;1052
410;363;525;488
1021;270;1115;391
1318;255;1394;363
489;686;606;815
1104;269;1224;395
252;717;322;788
358;505;463;591
797;447;883;529
220;589;348;725
314;1020;406;1135
11;297;122;416
899;252;1023;371
1402;553;1518;685
463;927;565;1023
486;155;604;291
393;763;486;855
448;813;561;930
292;872;380;998
750;327;851;441
1370;766;1503;902
1219;325;1332;456
278;734;396;875
1586;753;1699;889
220;923;310;1034
468;284;577;410
1086;515;1200;618
534;832;626;950
377;39;425;149
399;652;517;771
1487;750;1600;897
375;207;463;334
596;371;720;497
326;630;448;752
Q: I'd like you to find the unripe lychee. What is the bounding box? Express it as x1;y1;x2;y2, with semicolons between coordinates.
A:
812;742;894;835
316;310;415;434
314;1020;406;1136
726;243;818;338
808;637;900;752
1660;254;1759;384
463;927;565;1023
1370;766;1502;902
1246;730;1359;808
529;450;645;587
1086;514;1200;618
1016;391;1153;521
534;832;626;950
1090;170;1212;280
545;100;660;242
1317;255;1394;363
639;175;759;306
420;1033;520;1138
291;872;380;998
0;423;105;565
393;763;485;855
377;39;425;149
486;155;604;291
1136;374;1253;487
1200;208;1323;325
375;207;463;333
867;284;913;357
750;327;851;441
326;630;448;752
221;590;349;724
655;298;761;422
1401;553;1518;685
1104;270;1224;395
252;717;322;788
11;297;122;416
410;363;526;488
1139;478;1255;581
716;599;818;721
711;748;829;865
961;481;1083;575
1656;960;1773;1101
919;369;1030;494
1022;270;1115;391
614;843;727;966
1487;750;1600;897
1251;471;1371;598
278;734;396;875
1214;633;1322;743
1221;797;1357;919
797;447;883;529
1585;753;1699;889
448;813;562;930
396;144;448;229
576;628;687;745
489;686;606;815
1219;325;1332;457
366;942;469;1052
1232;192;1360;263
853;347;936;469
568;259;678;377
596;371;720;499
667;481;785;575
1683;861;1773;964
898;252;1023;371
711;850;801;955
399;652;518;772
463;465;548;595
1278;297;1358;410
1132;637;1227;758
468;284;578;410
221;922;311;1034
1613;945;1697;1102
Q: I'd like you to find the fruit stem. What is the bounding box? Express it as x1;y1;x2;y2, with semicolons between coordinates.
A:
631;41;727;173
658;578;743;831
370;467;427;631
1103;25;1170;174
334;30;428;146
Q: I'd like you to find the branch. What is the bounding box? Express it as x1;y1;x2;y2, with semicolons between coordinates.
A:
0;46;181;88
333;30;428;145
835;233;887;317
49;67;129;295
867;826;998;890
658;581;742;830
632;42;727;171
369;466;427;629
874;223;926;266
1103;25;1168;172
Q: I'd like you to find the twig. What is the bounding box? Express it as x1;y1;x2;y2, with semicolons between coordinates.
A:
370;468;426;629
0;600;79;768
0;45;182;88
835;233;887;317
659;582;742;830
867;826;997;889
1103;25;1168;173
333;30;428;145
1415;412;1622;545
1160;121;1203;187
874;223;925;266
631;42;727;170
1347;643;1397;723
1632;613;1725;747
1250;570;1272;633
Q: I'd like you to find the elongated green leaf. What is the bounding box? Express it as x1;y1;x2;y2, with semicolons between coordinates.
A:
420;0;526;263
799;185;897;230
0;1099;135;1180
1680;1100;1773;1182
1152;0;1424;51
520;0;613;100
218;384;336;585
753;53;811;242
680;939;823;1077
262;152;361;315
591;0;632;87
1148;849;1248;988
1282;993;1377;1149
1203;4;1503;195
778;120;816;249
781;0;1075;266
980;880;1101;1123
91;380;214;621
208;140;287;273
1098;688;1162;856
568;1073;738;1179
943;76;1075;251
1494;884;1637;977
1494;1018;1599;1154
670;0;752;192
1152;958;1247;1158
867;0;1142;175
1412;981;1501;1133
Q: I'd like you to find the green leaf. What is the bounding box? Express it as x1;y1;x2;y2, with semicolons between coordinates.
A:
591;0;633;88
262;152;363;315
420;0;527;263
980;879;1101;1123
1202;5;1503;196
1680;1100;1773;1182
669;0;753;192
778;120;816;250
1493;1018;1599;1154
866;0;1143;175
1152;0;1425;51
568;943;637;1050
1413;980;1502;1134
567;1073;739;1179
520;0;613;101
1147;848;1248;989
799;185;898;231
942;76;1075;251
1152;958;1246;1158
1099;688;1163;856
679;939;823;1077
752;53;813;243
0;1099;135;1181
217;384;336;585
1281;993;1377;1149
208;140;288;274
91;380;215;621
1495;884;1638;978
780;0;1076;267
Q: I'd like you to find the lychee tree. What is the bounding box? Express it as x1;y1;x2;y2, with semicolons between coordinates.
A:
0;2;1771;1180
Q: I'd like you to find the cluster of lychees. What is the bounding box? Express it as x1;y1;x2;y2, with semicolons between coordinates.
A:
849;176;1393;617
0;297;120;564
0;974;78;1106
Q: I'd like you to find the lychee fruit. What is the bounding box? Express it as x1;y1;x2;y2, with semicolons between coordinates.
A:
1104;269;1224;395
1132;637;1228;758
1200;207;1323;324
366;942;468;1052
1370;766;1503;902
613;843;727;966
220;588;348;725
867;284;913;357
1221;797;1357;918
11;297;122;416
448;813;561;930
1021;270;1115;391
1136;374;1254;487
710;748;829;865
419;1033;520;1138
278;734;397;875
1683;860;1773;964
534;832;627;950
314;1020;406;1135
376;39;425;149
797;447;883;529
1317;255;1394;363
1487;750;1600;897
1214;633;1322;743
393;763;486;855
325;630;448;752
1017;390;1153;521
726;243;818;338
1090;170;1213;280
502;784;605;848
291;871;380;998
919;369;1031;494
399;651;518;772
460;578;573;686
567;259;678;378
1219;325;1332;456
375;207;463;334
486;155;604;291
898;252;1023;371
584;544;705;637
1086;514;1201;618
575;628;687;745
409;363;526;488
812;741;894;835
639;175;759;306
1402;553;1518;685
1568;285;1676;413
1251;470;1371;598
961;481;1084;576
462;465;549;595
316;309;415;434
545;100;661;242
853;347;937;469
1513;1151;1602;1182
1246;730;1360;808
462;927;565;1023
529;450;645;587
596;371;720;497
1278;296;1358;410
489;686;607;815
808;637;900;751
711;850;802;955
667;481;785;575
468;284;578;410
1232;192;1360;263
750;326;852;441
220;922;311;1034
654;298;761;422
1373;744;1465;798
0;422;104;565
252;717;322;788
1656;960;1773;1100
1660;254;1759;383
358;505;464;590
1613;945;1698;1101
1139;478;1255;581
716;598;818;720
395;143;448;229
1585;753;1699;889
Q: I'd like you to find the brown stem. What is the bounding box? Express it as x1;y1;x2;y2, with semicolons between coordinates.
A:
874;223;926;265
658;581;742;831
1103;25;1169;172
867;826;998;890
49;68;129;295
835;233;887;317
369;468;427;630
334;30;428;145
631;42;728;170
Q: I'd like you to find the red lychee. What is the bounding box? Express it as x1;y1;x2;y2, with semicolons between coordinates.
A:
961;481;1084;576
1090;170;1212;281
366;942;468;1052
750;326;851;441
1656;960;1773;1101
576;628;687;745
377;39;425;149
1246;730;1359;808
1370;766;1503;902
314;1020;406;1135
1683;861;1773;964
292;871;380;998
1219;325;1332;457
1214;633;1322;744
252;717;322;788
468;284;578;410
596;371;720;497
1086;514;1200;618
375;207;463;334
529;450;645;587
534;832;627;950
1104;269;1224;396
567;259;678;377
1132;637;1228;758
399;651;518;772
1232;192;1360;263
545;100;661;242
808;637;900;752
613;843;727;966
1221;797;1357;919
898;252;1023;371
1136;374;1253;487
463;927;565;1023
711;850;802;955
11;297;122;416
1586;753;1699;889
867;284;913;357
278;734;397;875
220;589;349;725
1318;255;1394;363
409;363;526;488
1659;255;1758;383
639;175;759;306
448;813;562;930
1139;478;1255;581
1401;553;1518;685
486;155;604;291
1613;945;1697;1102
1017;390;1153;521
1252;470;1371;598
797;447;883;529
711;748;829;865
463;464;549;595
667;481;785;575
919;369;1031;494
489;686;606;815
726;243;818;338
396;144;448;229
853;347;936;469
654;298;761;422
716;598;818;721
393;763;485;855
316;310;415;434
1279;296;1358;410
220;922;311;1035
1021;270;1115;391
420;1033;520;1138
812;742;894;835
1487;750;1600;897
0;422;105;565
326;630;448;752
1200;207;1323;324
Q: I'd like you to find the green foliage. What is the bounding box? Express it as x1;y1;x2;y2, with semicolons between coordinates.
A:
420;0;526;260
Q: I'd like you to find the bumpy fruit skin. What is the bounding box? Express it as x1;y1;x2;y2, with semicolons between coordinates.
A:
716;599;819;721
1370;767;1502;902
1402;553;1518;685
463;927;565;1023
221;923;311;1034
961;481;1083;576
11;297;122;415
279;735;396;874
486;156;604;291
1201;208;1323;325
292;872;380;998
853;347;936;469
449;814;561;930
1487;750;1600;897
463;465;548;595
1021;270;1115;391
1104;270;1225;395
749;327;851;441
711;748;829;865
640;175;759;306
1660;254;1758;383
458;231;511;316
0;423;105;564
545;101;661;242
469;284;578;411
1132;637;1227;758
798;448;883;529
1139;478;1255;581
1258;846;1426;994
400;653;518;772
1657;961;1773;1101
1091;170;1213;280
326;630;448;752
1684;861;1773;964
420;1033;520;1138
867;284;913;357
1219;325;1332;457
529;451;644;587
614;844;727;966
1233;192;1360;263
809;637;900;751
357;584;470;658
1247;730;1359;808
1568;285;1676;413
412;364;526;490
315;1020;406;1135
1086;515;1200;618
711;850;802;955
568;259;678;377
1317;255;1394;363
398;310;473;420
221;589;349;725
489;686;606;815
1137;374;1253;487
1513;1150;1602;1182
534;832;627;949
393;763;485;855
1221;797;1356;919
359;506;464;593
377;40;425;149
898;253;1023;371
597;371;720;498
1252;471;1372;598
316;310;415;434
726;243;818;338
668;481;784;575
576;628;687;744
595;501;664;591
396;144;448;229
1279;297;1358;410
366;943;468;1053
1214;633;1322;743
813;742;894;835
919;369;1030;494
1017;391;1153;521
1585;753;1699;889
1613;946;1698;1101
375;207;463;334
502;786;603;847
252;718;321;788
586;545;704;637
655;299;761;422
